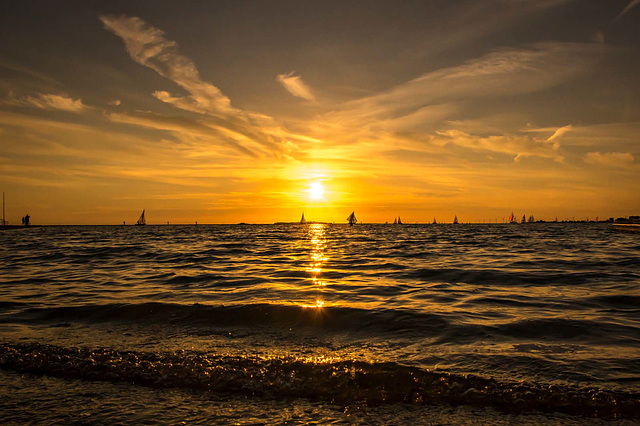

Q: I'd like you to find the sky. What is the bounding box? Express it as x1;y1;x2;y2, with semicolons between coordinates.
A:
1;0;639;224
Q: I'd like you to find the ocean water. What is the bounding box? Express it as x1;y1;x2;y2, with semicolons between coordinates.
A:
1;223;639;424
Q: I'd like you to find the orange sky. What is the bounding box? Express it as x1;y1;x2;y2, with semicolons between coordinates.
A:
1;1;639;224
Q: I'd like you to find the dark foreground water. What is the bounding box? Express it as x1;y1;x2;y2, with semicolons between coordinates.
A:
1;223;639;424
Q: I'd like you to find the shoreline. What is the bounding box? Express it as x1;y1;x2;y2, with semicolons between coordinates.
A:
1;222;619;227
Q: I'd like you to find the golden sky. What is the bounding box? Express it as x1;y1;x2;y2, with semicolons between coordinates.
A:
1;1;639;224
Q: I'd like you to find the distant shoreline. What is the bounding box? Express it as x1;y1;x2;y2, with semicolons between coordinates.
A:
0;225;43;231
1;221;618;228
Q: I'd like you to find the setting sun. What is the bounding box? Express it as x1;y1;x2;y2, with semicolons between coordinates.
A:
308;181;325;200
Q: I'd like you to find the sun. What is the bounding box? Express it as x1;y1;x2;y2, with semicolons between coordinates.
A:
308;181;325;200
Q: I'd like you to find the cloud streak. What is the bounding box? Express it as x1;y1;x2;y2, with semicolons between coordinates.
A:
4;93;86;112
100;15;236;117
434;129;564;163
584;152;635;168
276;72;315;101
99;14;303;158
302;43;602;164
546;124;572;150
616;0;640;20
336;43;599;126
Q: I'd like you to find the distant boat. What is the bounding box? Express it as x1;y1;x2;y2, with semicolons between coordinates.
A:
397;216;402;225
521;214;526;224
135;209;146;226
347;211;357;226
453;215;459;224
508;212;517;224
300;212;307;224
393;217;397;224
432;218;437;224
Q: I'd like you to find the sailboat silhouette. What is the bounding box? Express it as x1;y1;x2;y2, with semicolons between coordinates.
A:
347;211;357;226
135;209;146;226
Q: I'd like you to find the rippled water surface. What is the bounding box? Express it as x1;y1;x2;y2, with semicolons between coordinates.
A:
1;223;639;423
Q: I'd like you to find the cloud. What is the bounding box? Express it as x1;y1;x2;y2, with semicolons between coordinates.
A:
99;15;236;117
584;152;635;168
434;129;564;163
107;110;264;158
0;61;61;85
302;43;601;164
4;92;86;112
546;124;572;149
100;15;303;158
276;72;315;101
331;42;600;128
616;0;640;20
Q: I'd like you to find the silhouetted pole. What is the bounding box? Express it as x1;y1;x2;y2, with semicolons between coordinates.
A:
2;192;4;226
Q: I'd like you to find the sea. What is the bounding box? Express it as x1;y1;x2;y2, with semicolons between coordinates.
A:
1;223;639;424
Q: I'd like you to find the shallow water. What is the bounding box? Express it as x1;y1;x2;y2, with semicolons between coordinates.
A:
1;223;639;422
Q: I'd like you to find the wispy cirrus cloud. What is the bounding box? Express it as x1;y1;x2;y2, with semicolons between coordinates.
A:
546;124;572;149
616;0;640;20
584;151;635;168
304;43;601;164
335;43;600;127
99;15;301;158
99;15;236;117
434;129;565;163
276;72;315;101
4;92;86;112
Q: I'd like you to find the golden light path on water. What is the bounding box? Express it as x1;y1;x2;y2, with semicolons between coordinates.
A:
301;223;327;309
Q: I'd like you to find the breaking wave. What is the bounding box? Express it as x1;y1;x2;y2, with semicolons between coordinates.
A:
1;342;638;420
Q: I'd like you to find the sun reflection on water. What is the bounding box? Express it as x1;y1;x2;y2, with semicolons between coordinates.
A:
300;299;325;309
303;223;328;308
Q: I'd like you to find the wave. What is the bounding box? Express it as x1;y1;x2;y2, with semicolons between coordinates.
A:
4;302;450;335
0;342;638;420
404;267;618;286
5;302;640;347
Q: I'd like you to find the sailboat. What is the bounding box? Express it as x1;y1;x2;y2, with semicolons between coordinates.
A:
347;211;357;226
300;212;307;224
397;216;402;225
453;215;459;224
508;212;517;224
393;217;397;224
135;209;146;226
432;218;437;224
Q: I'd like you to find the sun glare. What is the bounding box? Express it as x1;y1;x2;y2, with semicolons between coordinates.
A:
308;181;325;200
